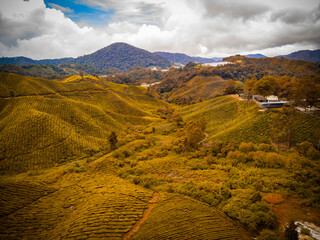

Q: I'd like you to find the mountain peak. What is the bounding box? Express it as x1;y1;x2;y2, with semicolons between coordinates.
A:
74;42;172;71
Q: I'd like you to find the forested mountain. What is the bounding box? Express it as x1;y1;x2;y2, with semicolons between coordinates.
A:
154;51;222;65
276;49;320;63
0;43;172;72
73;42;172;71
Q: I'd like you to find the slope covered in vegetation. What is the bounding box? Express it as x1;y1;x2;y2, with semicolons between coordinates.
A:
0;72;319;239
0;73;165;173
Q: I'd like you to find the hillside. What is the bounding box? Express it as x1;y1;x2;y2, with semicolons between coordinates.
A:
276;49;320;63
74;43;172;71
0;73;320;239
167;75;227;104
155;52;222;65
0;72;165;173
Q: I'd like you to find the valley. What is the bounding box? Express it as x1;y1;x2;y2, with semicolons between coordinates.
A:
0;61;319;239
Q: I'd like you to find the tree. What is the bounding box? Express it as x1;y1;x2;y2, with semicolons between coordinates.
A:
284;221;298;240
79;70;85;79
223;79;237;94
108;131;118;150
276;76;294;99
244;76;257;100
183;117;206;150
293;77;320;111
270;107;296;147
253;76;278;98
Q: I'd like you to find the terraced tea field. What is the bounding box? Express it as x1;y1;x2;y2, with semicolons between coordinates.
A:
1;72;319;239
132;194;249;240
180;96;320;144
0;170;153;240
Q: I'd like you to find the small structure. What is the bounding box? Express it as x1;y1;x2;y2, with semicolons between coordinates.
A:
253;95;289;109
266;95;278;102
258;101;288;109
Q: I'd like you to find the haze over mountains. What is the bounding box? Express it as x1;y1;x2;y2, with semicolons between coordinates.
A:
0;43;319;72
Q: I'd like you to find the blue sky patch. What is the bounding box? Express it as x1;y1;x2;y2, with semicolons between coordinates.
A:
44;0;115;27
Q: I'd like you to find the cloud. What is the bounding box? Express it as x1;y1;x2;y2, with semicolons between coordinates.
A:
82;0;165;25
0;0;319;59
203;0;270;21
48;3;73;13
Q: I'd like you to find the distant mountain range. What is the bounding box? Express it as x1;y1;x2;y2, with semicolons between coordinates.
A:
276;49;320;63
154;52;222;65
245;54;266;59
0;43;319;72
0;43;172;71
0;56;73;66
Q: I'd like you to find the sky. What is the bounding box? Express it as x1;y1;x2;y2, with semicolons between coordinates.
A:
0;0;319;59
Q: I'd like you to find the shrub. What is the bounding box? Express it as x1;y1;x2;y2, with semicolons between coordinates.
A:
252;151;286;168
301;227;310;235
258;143;276;152
239;142;255;153
257;229;278;240
227;150;247;165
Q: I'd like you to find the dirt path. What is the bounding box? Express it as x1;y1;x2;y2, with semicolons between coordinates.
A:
123;192;159;240
198;132;209;145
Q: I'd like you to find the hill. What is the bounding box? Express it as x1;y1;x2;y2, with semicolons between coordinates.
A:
1;72;320;239
245;54;266;59
155;51;222;65
276;49;320;63
0;43;172;72
74;43;172;71
167;75;227;104
0;72;166;173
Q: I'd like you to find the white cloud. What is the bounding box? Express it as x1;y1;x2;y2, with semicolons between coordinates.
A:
0;0;319;59
48;3;73;13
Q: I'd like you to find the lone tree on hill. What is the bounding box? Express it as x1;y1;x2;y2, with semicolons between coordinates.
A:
108;131;118;150
253;76;277;98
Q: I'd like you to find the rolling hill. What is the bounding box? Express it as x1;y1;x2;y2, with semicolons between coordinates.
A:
0;72;165;173
1;72;320;239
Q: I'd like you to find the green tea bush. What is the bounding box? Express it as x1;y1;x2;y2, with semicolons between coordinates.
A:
239;142;255;153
